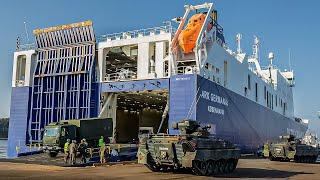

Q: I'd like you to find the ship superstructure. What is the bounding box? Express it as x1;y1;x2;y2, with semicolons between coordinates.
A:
7;2;307;157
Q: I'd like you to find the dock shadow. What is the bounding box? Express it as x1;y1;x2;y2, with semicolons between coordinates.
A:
215;168;313;179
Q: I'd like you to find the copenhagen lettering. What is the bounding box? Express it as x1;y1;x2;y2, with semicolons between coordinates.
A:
208;106;224;115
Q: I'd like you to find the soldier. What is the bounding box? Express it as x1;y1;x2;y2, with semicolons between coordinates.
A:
63;139;71;164
69;140;78;165
99;143;106;164
78;138;88;164
98;136;105;147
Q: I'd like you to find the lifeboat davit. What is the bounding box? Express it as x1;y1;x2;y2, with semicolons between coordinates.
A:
178;13;206;53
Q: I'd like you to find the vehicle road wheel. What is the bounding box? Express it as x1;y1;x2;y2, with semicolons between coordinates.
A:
48;151;58;158
313;156;318;163
231;159;238;172
218;159;226;174
206;160;214;176
145;154;160;172
192;160;207;176
222;160;228;173
269;155;275;161
225;159;234;173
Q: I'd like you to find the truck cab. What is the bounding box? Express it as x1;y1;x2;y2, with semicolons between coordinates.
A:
43;122;78;157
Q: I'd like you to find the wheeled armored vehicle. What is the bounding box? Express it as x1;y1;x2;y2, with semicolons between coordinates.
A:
269;134;318;163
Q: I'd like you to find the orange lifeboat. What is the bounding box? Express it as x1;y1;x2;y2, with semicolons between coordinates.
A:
178;13;206;53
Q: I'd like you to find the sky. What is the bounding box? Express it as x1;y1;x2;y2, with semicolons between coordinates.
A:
0;0;319;134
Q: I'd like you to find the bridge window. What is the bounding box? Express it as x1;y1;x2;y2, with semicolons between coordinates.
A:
164;41;169;57
248;75;251;90
266;91;269;107
205;63;209;69
264;86;266;100
255;83;258;102
224;61;228;87
271;94;274;110
15;55;26;86
244;87;248;97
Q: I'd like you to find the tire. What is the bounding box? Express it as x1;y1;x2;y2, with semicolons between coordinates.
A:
48;151;58;158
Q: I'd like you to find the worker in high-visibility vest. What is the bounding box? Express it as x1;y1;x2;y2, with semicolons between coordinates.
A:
98;136;106;163
263;143;270;158
98;136;105;147
64;139;71;163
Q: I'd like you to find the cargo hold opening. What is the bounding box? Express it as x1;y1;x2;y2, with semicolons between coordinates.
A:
115;90;168;143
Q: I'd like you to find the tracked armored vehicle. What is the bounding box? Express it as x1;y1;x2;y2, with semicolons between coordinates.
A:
269;135;318;163
138;120;240;176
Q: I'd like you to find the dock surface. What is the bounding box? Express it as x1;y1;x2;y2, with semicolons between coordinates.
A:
0;158;319;179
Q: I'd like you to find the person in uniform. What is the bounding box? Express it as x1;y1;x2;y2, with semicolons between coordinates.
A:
98;136;105;147
69;140;78;165
99;143;106;163
98;136;106;163
78;138;88;164
63;139;71;164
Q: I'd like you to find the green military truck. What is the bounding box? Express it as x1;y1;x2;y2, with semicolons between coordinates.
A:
269;135;318;163
42;118;113;157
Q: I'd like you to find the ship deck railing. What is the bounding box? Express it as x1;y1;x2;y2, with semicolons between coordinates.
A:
16;43;36;52
104;71;138;82
175;65;198;75
98;24;175;42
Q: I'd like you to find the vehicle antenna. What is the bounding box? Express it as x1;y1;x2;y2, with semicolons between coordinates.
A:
288;48;292;71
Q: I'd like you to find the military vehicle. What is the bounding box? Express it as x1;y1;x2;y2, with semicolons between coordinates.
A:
269;134;318;163
42;118;113;157
138;120;240;176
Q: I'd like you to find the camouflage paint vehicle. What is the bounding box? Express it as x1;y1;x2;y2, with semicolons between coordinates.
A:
138;120;240;176
269;135;318;163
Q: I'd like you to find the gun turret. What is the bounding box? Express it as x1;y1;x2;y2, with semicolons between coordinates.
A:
172;119;210;136
279;134;296;142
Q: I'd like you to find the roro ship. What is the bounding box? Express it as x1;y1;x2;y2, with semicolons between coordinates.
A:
7;2;308;157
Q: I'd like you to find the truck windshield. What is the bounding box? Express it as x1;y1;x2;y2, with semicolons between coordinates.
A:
44;127;60;137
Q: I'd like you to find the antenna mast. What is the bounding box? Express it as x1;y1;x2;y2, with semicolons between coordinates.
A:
236;33;242;54
289;49;292;71
16;36;20;50
24;21;30;43
252;36;260;61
